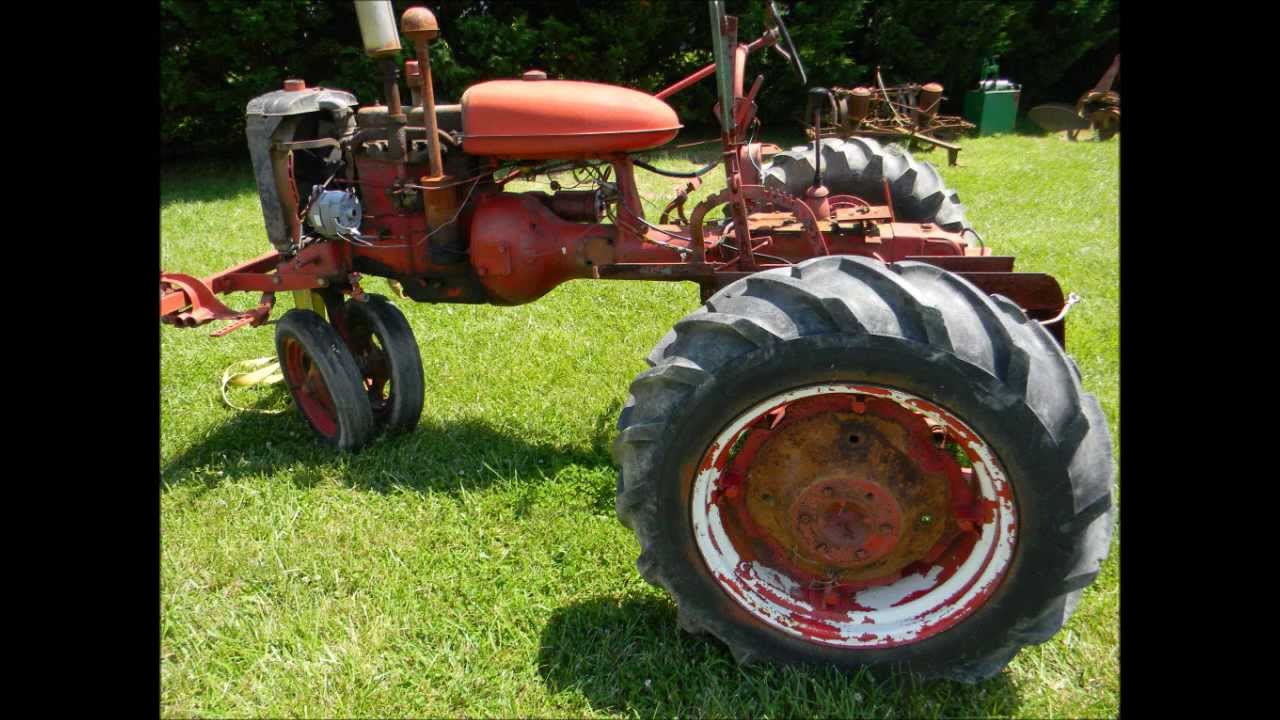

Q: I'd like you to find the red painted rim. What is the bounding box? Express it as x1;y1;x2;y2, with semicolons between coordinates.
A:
280;336;339;438
690;383;1017;648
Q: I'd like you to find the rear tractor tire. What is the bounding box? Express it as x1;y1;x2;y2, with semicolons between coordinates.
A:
613;255;1113;682
275;309;375;451
761;136;974;236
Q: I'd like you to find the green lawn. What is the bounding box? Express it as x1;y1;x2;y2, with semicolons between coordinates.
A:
161;132;1119;718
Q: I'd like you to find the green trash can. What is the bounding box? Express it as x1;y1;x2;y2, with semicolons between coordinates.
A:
964;79;1021;136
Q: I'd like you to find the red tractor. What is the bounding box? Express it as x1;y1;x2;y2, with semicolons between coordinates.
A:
160;1;1113;683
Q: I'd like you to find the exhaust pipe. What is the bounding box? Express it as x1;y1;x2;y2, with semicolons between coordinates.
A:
354;0;401;58
355;1;407;178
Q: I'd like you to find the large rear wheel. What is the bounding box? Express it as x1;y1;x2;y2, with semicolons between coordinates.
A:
761;137;974;236
613;256;1113;681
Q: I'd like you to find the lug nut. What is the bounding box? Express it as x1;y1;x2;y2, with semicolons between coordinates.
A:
879;523;893;534
919;513;934;525
800;513;812;524
855;549;869;560
823;486;834;497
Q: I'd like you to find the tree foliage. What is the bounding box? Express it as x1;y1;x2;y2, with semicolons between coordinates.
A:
161;0;1118;157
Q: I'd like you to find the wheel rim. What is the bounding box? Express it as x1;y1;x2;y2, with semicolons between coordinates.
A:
690;383;1017;648
280;337;339;438
348;321;394;421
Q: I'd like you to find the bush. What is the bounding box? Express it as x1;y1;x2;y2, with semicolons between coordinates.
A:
160;0;1117;156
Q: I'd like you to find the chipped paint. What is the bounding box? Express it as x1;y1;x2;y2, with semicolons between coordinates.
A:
691;383;1018;649
858;565;943;610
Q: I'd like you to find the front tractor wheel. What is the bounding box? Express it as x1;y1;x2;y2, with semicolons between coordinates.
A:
613;256;1113;682
275;309;375;451
344;294;425;435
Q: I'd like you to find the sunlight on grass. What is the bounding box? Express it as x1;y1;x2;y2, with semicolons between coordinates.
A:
161;132;1118;718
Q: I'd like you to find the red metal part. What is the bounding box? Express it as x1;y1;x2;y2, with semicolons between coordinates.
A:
160;250;283;332
653;32;777;100
159;272;244;327
279;336;339;438
461;80;681;159
713;393;962;590
160;242;355;330
694;384;1017;647
467;192;606;304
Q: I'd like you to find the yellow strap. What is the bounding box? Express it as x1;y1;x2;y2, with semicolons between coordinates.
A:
218;290;324;414
220;357;289;414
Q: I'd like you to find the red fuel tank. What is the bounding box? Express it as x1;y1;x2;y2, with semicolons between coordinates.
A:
461;78;681;159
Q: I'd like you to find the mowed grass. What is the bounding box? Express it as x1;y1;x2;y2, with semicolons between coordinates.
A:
161;132;1118;718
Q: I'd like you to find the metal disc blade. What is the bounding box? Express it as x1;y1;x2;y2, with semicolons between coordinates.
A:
1029;103;1090;132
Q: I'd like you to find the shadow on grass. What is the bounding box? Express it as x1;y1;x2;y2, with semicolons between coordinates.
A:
537;594;1023;717
161;397;622;504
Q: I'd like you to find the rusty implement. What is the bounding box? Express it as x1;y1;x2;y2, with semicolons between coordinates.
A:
1028;103;1090;133
808;70;974;166
1029;54;1120;141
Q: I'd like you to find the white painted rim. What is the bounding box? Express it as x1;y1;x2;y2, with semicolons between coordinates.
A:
690;383;1018;648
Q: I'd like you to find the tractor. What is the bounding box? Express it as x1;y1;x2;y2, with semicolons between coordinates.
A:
160;1;1113;683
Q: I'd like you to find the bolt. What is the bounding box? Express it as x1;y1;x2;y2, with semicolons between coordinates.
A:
919;513;934;525
800;513;812;524
855;549;869;560
852;396;867;414
823;486;834;497
880;523;893;534
816;542;828;552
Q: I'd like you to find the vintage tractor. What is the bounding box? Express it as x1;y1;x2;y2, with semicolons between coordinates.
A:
160;1;1113;683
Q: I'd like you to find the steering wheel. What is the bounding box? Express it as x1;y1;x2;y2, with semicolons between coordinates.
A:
767;1;807;86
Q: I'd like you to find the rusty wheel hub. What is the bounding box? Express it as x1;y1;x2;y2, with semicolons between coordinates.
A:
738;400;955;586
789;475;902;568
692;383;1017;648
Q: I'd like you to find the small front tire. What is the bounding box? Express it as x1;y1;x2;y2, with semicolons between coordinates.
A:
275;309;376;451
344;294;425;435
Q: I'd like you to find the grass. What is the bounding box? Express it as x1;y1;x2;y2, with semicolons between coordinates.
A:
161;131;1118;718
